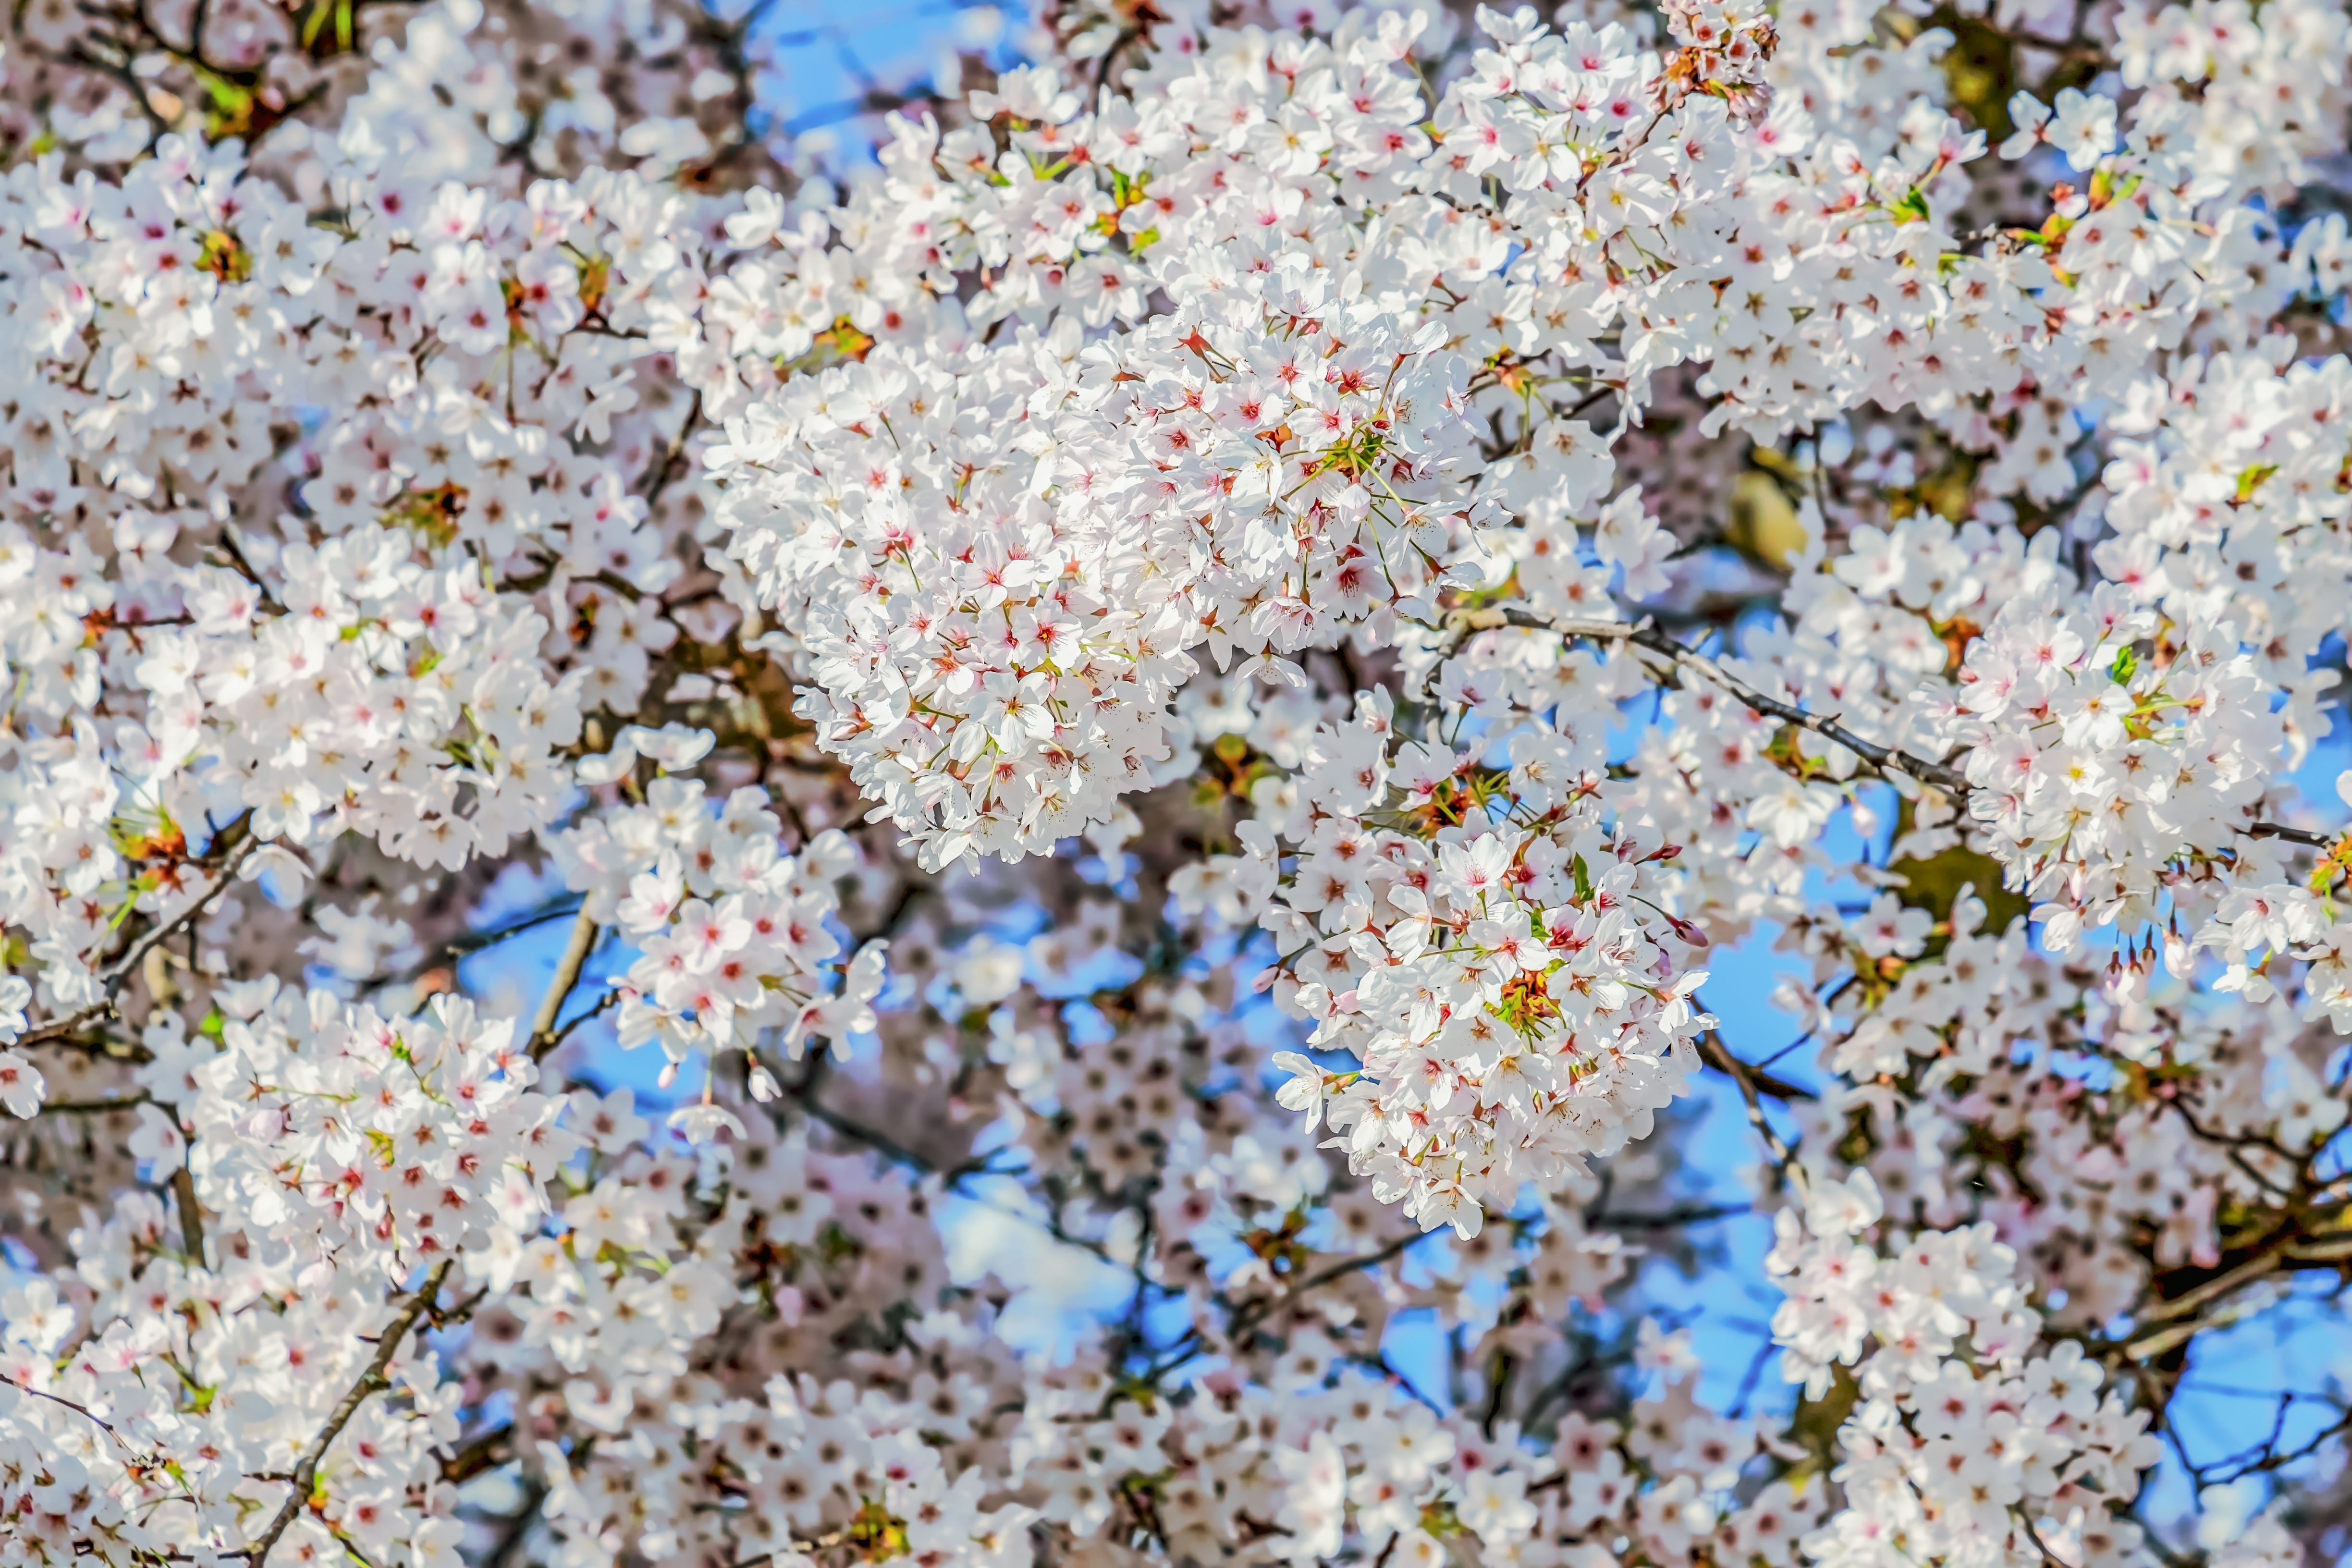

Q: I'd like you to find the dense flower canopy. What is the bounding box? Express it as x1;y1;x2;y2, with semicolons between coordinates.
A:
0;0;2351;1567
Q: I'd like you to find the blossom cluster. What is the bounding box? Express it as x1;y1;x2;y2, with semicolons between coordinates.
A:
1;988;571;1565
550;776;885;1069
1770;1170;2167;1568
1175;662;1715;1236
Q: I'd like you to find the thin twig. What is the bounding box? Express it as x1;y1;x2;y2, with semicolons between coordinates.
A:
1228;1230;1424;1342
1476;609;1969;790
0;1372;139;1449
795;1090;942;1174
1478;610;2330;846
544;991;620;1054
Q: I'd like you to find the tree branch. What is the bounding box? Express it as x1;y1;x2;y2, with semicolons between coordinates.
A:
242;1260;453;1564
438;1420;516;1484
37;1092;156;1115
2245;821;2335;849
1701;1030;1802;1173
527;910;603;1060
1588;1201;1752;1231
640;390;702;508
172;1165;207;1266
18;825;260;1048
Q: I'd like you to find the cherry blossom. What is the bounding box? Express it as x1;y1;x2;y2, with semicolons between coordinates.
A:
1;0;2351;1565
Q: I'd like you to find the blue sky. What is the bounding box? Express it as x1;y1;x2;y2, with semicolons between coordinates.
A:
763;0;1025;151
